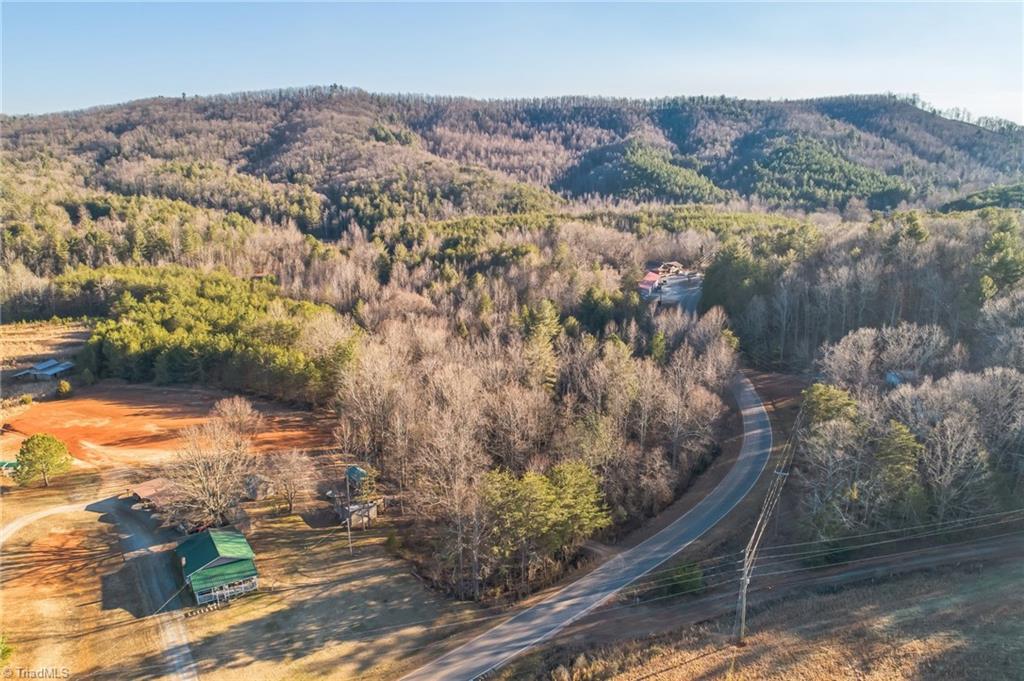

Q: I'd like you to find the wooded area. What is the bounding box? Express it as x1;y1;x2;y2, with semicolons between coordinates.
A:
2;88;1022;601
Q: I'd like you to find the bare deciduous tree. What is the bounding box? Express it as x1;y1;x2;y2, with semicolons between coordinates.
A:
271;449;317;513
164;420;257;528
820;327;878;392
921;412;991;521
211;396;264;440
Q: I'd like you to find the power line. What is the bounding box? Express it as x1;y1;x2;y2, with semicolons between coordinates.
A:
733;400;804;644
624;510;1024;595
757;506;1024;554
346;525;1024;680
608;507;1024;595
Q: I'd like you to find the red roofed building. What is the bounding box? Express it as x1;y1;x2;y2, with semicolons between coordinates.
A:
638;272;661;299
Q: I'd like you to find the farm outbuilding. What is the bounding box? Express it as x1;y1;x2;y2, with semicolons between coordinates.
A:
11;359;75;381
176;527;259;605
130;478;172;509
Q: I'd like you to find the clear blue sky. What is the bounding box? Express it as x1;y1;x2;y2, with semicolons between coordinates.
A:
3;2;1022;121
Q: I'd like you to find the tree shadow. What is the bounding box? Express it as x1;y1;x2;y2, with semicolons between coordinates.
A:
89;497;188;617
72;517;479;680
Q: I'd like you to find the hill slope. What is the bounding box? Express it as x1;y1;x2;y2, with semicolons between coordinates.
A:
3;89;1021;233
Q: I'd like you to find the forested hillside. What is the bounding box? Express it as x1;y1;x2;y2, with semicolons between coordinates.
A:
3;89;1021;234
3;85;1022;602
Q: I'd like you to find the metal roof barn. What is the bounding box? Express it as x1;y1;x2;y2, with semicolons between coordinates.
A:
176;527;259;604
12;359;75;381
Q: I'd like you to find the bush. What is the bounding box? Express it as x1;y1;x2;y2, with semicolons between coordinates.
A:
80;367;96;386
384;530;402;553
664;562;704;596
56;380;73;398
0;632;12;665
18;394;33;405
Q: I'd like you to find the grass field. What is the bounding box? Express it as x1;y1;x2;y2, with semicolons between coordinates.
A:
1;321;91;415
176;514;478;681
1;321;90;373
0;509;172;679
500;560;1024;681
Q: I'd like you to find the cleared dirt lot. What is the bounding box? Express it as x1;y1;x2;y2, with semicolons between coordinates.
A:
0;381;332;470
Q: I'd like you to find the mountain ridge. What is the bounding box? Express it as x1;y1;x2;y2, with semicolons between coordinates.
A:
4;88;1021;234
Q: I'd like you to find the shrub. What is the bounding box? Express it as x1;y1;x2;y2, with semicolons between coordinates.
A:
0;632;12;665
384;530;402;553
80;368;96;386
56;380;73;398
664;562;704;596
18;394;33;406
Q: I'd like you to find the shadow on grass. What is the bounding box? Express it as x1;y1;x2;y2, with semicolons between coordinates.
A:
89;497;189;617
74;514;477;680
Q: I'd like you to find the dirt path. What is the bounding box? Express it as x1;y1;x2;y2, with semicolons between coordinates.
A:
100;498;199;681
1;496;199;681
0;500;100;547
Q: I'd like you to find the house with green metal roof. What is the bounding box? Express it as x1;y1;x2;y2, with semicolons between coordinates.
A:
175;527;258;605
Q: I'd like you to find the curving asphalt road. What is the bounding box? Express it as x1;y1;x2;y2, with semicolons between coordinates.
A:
402;372;773;681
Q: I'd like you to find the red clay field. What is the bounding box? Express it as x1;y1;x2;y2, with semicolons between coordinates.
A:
0;381;332;470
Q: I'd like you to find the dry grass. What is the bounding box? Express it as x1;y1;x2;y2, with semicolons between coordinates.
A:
0;321;91;417
175;513;480;681
0;510;172;679
1;321;90;372
506;561;1024;681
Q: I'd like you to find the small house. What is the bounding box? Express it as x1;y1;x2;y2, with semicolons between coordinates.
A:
12;359;75;381
0;461;18;477
335;500;379;529
638;272;661;299
176;527;258;605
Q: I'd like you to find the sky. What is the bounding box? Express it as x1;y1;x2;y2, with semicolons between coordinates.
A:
3;2;1022;122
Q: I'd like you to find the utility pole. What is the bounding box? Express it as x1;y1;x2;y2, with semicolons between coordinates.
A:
345;472;354;556
733;406;804;646
733;469;785;644
735;563;750;644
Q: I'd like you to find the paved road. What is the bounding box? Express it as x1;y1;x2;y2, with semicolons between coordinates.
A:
402;371;773;681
